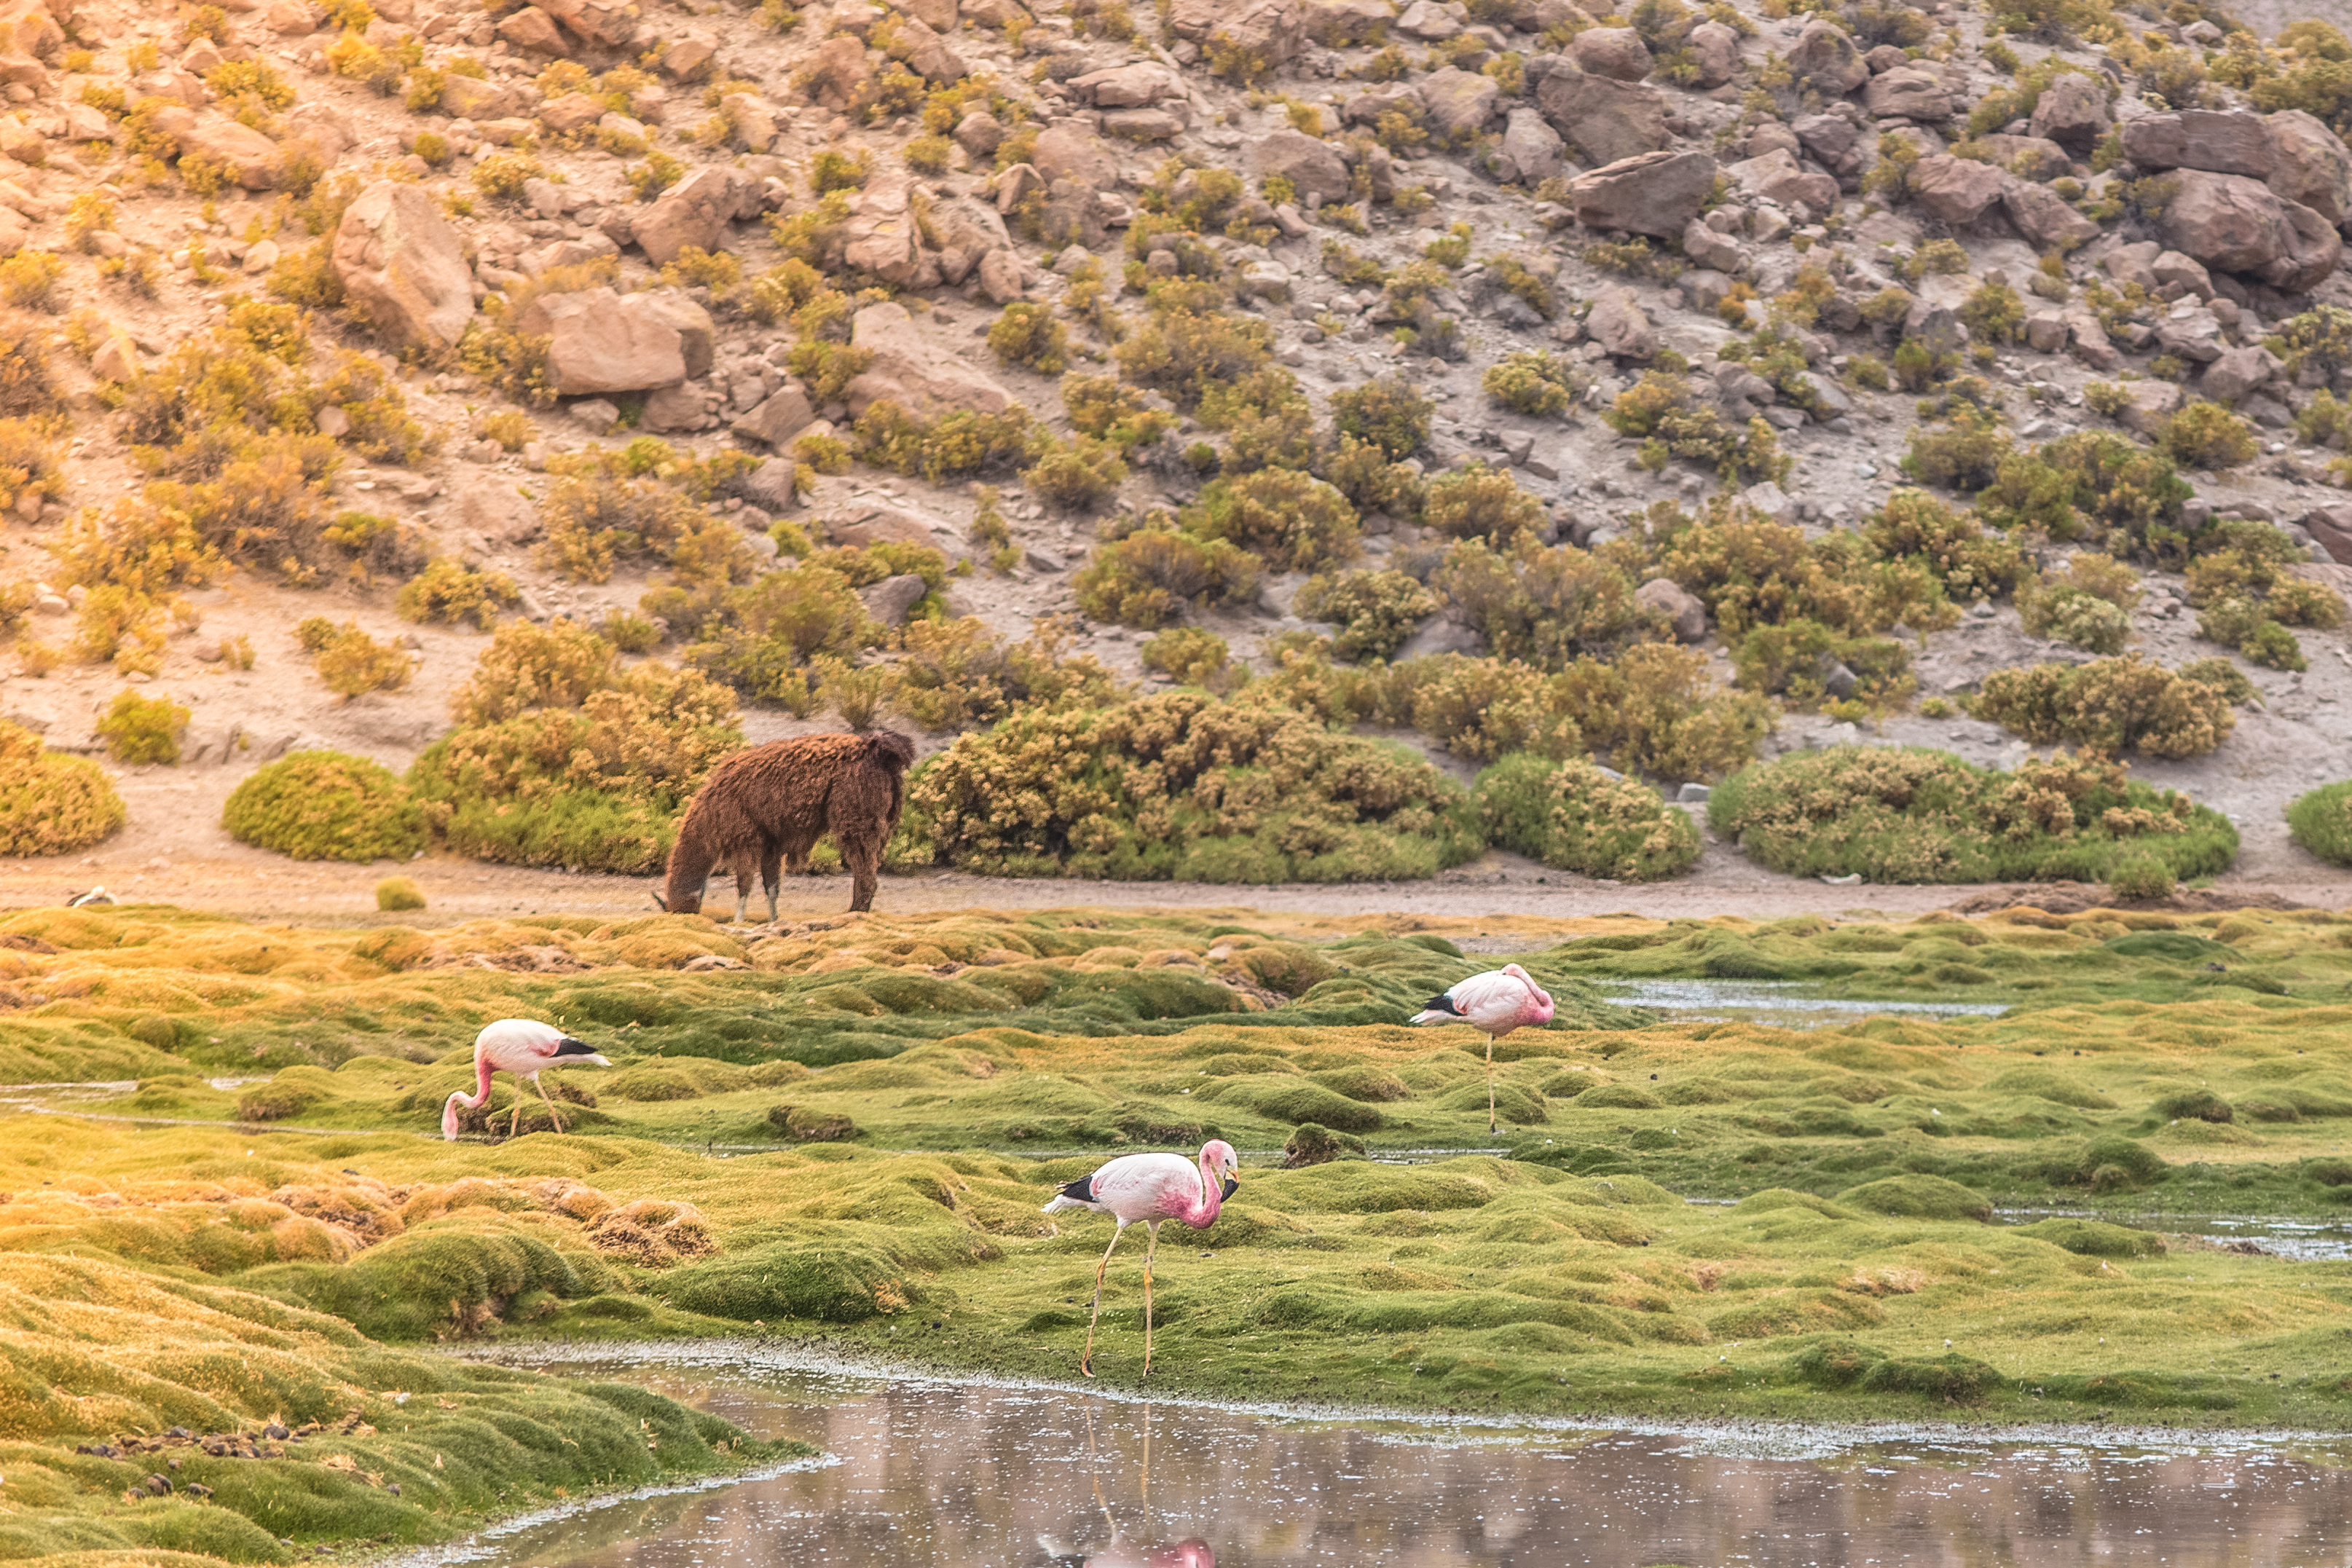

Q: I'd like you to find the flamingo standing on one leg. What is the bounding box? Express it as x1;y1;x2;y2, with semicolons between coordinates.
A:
441;1019;612;1140
1411;964;1555;1134
1042;1140;1239;1379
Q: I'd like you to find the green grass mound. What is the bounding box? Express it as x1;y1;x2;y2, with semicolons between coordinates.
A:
222;750;425;862
905;691;1482;882
1833;1173;1994;1222
2011;1218;2167;1257
2286;780;2352;867
1473;754;1700;882
0;720;124;855
1709;746;2238;884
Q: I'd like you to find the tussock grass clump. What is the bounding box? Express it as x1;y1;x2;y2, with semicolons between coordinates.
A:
2287;780;2352;867
409;620;744;873
1294;568;1437;663
0;720;123;853
224;750;425;862
906;691;1481;881
1710;746;2237;884
1474;754;1701;882
375;875;425;910
95;689;187;764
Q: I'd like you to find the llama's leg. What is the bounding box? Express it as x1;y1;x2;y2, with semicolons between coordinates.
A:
760;844;782;923
534;1072;567;1135
1081;1223;1126;1379
1141;1222;1162;1378
841;835;881;912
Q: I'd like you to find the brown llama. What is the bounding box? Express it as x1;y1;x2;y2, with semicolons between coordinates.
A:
656;731;916;920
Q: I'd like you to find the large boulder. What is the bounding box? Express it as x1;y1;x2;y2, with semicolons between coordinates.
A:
1568;149;1715;238
1168;0;1303;70
2028;72;2108;154
1635;577;1706;642
538;0;637;49
2267;109;2352;230
1570;27;1651;82
439;71;516;120
2202;344;2281;403
1248;127;1350;203
1066;62;1181;108
801;34;870;111
2256;198;2343;293
1498;106;1565;185
1908;154;2006;225
2122;109;2276;178
633;165;755;266
1728;148;1836;215
1787;19;1868;95
2305;504;2352;567
331;181;474;352
1686;20;1742;88
1032;123;1117;189
733;382;815;447
1535;70;1666;168
2004;178;2100;250
2160;170;2294;275
841;302;1014;420
1585;285;1655;359
1863;66;1950;122
149;105;280;188
1793;114;1865;178
1418;67;1500;139
515;287;688;395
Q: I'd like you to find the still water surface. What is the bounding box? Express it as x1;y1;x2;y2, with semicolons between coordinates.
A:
408;1344;2352;1568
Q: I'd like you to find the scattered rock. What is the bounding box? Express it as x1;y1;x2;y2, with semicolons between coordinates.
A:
1248;127;1350;204
1908;155;2007;226
515;286;687;395
1584;285;1656;359
330;181;475;352
2027;73;2109;154
2122;109;2276;178
1534;70;1667;168
1570;27;1651;83
1567;149;1715;238
2266;109;2352;229
1635;577;1707;642
841;302;1014;420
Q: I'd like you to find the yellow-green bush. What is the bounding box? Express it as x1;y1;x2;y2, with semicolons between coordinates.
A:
1711;746;2236;883
986;302;1068;374
396;556;522;629
1974;655;2235;758
1327;376;1433;459
1185;468;1359;572
409;620;744;872
2018;553;2140;654
1422;462;1546;545
1431;540;1648;666
1482;350;1578;416
1474;753;1700;881
95;689;185;764
1294;568;1438;662
1139;626;1243;690
0;720;123;853
1074;526;1262;628
376;874;427;910
224;749;425;861
905;691;1481;881
310;621;415;699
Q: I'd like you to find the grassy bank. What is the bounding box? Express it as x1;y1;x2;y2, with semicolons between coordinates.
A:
2;895;2352;1542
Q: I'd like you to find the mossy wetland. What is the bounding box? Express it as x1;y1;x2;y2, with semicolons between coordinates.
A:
0;892;2347;1529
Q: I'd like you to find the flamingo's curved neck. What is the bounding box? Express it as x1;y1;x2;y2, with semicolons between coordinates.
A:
1187;1151;1225;1227
467;1051;495;1109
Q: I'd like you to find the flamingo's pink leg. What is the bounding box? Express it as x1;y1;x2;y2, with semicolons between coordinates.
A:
1081;1223;1126;1379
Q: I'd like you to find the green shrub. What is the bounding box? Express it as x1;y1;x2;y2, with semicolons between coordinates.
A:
1973;655;2235;758
0;720;124;853
1603;372;1790;485
1709;746;2237;883
2159;400;2257;470
2018;553;2140;653
1474;753;1700;881
2286;780;2352;867
907;691;1482;881
1186;468;1359;571
1482;350;1578;417
1431;540;1645;667
224;749;425;861
95;689;186;763
1063;373;1175;449
1294;568;1437;661
2104;851;2175;902
1021;433;1128;513
1901;414;2012;492
396;556;522;628
1327;376;1433;459
1976;431;2193;559
310;621;416;699
1139;626;1242;690
662;562;878;702
1422;462;1546;545
986;302;1069;374
853;401;1033;484
1115;299;1275;409
1075;527;1262;628
376;875;426;910
1860;489;2027;602
409;620;744;872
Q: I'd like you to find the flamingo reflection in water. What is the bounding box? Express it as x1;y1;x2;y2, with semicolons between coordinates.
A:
1037;1401;1215;1568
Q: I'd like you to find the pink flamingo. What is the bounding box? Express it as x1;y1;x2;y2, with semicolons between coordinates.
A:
1042;1140;1239;1378
1411;964;1555;1133
441;1019;612;1140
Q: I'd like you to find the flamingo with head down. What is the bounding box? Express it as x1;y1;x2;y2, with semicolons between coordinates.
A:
1042;1140;1240;1378
1412;964;1555;1133
441;1018;611;1140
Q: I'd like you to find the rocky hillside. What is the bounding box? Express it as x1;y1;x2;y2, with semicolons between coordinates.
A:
1;0;2351;889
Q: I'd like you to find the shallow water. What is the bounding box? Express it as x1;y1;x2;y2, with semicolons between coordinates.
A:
405;1344;2352;1568
1592;979;2013;1026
